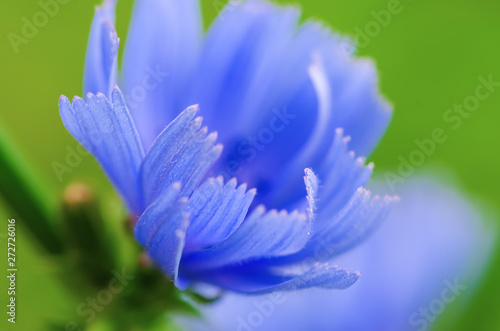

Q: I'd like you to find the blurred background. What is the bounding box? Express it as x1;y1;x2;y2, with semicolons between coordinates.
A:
0;0;499;330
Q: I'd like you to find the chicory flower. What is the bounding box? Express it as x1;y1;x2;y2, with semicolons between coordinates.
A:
58;0;396;293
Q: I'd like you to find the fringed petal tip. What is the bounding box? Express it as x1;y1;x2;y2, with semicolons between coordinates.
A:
59;94;69;104
59;88;144;214
94;0;117;28
308;263;361;290
182;175;257;253
80;85;122;101
107;22;120;48
251;263;361;295
213;176;257;198
96;0;117;12
139;103;216;194
181;204;310;272
347;58;394;114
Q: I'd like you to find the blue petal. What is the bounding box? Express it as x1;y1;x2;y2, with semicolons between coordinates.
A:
183;2;391;209
187;0;303;142
269;134;396;264
276;22;393;159
283;53;333;171
313;129;374;221
189;1;324;198
182;1;391;204
288;25;393;159
139;106;223;208
257;263;360;293
271;126;374;213
123;0;202;149
182;206;311;271
322;55;393;157
83;0;119;97
308;188;398;260
59;87;145;214
183;177;256;253
304;168;319;221
184;262;359;294
134;182;181;247
259;55;334;208
134;183;189;283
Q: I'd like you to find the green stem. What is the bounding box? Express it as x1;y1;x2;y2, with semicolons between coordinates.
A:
0;125;64;254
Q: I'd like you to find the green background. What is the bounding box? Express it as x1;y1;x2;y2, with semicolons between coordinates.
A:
0;0;499;330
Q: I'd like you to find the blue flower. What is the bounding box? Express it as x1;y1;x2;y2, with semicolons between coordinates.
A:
58;0;395;293
179;177;495;330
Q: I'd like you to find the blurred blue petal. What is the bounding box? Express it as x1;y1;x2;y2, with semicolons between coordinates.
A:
181;177;495;330
83;0;119;97
123;0;202;148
